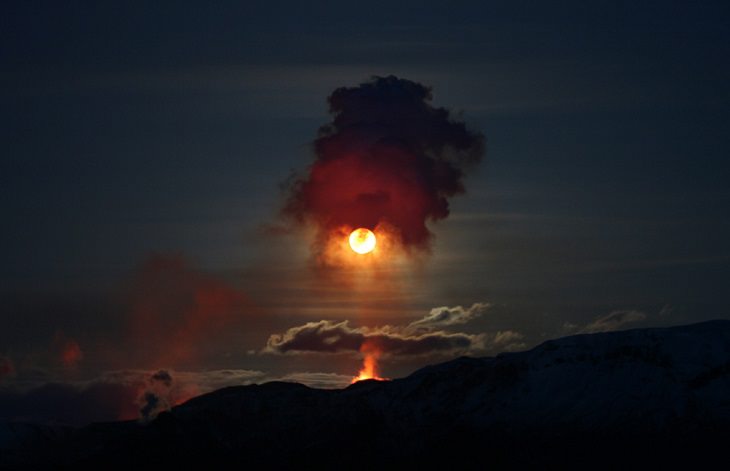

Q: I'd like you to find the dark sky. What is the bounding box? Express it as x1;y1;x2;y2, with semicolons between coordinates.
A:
1;1;729;423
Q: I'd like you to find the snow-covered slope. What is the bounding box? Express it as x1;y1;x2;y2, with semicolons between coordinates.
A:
391;319;730;431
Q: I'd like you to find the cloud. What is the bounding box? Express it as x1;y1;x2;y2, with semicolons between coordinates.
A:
265;319;484;357
659;304;673;317
263;301;526;358
0;368;266;425
579;310;647;334
492;330;526;352
96;369;267;394
407;302;490;331
150;370;172;387
276;372;353;389
283;75;485;256
125;253;253;368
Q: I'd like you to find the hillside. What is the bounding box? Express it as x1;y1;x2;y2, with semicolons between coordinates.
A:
2;320;730;468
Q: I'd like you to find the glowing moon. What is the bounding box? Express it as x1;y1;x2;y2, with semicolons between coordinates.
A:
348;228;376;254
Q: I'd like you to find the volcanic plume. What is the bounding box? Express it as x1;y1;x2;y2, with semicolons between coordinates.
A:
351;340;386;383
284;75;485;257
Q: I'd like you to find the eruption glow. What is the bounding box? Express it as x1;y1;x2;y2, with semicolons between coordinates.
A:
348;228;376;254
351;340;387;383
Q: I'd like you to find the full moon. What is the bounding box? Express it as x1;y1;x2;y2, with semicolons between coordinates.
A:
348;228;377;254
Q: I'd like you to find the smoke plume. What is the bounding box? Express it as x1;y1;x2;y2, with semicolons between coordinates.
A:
138;369;175;422
284;75;485;254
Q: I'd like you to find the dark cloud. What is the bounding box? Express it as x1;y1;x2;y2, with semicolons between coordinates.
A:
283;75;485;255
150;370;172;387
138;370;175;422
139;392;160;422
265;320;484;356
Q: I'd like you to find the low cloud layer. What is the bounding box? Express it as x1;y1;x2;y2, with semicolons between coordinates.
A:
0;368;354;426
563;310;648;335
276;372;354;389
265;319;484;356
579;310;647;334
264;302;524;357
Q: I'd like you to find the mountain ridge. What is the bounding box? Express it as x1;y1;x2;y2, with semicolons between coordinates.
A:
2;319;729;468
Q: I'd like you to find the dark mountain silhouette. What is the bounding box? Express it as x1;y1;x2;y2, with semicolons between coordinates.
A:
2;320;730;469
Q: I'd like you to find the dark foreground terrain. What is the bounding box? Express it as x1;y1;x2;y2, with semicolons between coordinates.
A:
2;320;730;469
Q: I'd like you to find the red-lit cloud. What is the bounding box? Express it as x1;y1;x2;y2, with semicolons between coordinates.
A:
53;331;83;369
126;254;252;369
284;75;484;257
